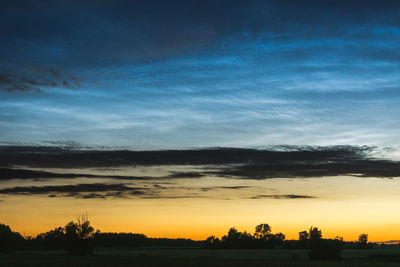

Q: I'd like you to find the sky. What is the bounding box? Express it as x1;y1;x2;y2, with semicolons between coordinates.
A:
2;0;400;242
2;146;400;241
1;0;400;148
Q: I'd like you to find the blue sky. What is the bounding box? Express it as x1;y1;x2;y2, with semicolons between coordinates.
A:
1;0;400;149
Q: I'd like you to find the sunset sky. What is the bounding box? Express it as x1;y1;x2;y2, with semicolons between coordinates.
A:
1;0;400;242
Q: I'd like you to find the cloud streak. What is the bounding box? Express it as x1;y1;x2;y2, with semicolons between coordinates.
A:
0;145;373;168
0;183;145;199
0;182;313;201
248;194;315;199
0;67;80;93
1;146;400;180
0;181;258;200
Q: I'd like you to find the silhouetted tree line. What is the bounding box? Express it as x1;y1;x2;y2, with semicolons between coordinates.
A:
205;224;385;260
0;215;200;255
0;223;25;253
0;218;395;258
30;213;97;255
204;224;286;249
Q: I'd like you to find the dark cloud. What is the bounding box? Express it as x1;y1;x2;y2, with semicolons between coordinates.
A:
0;183;140;194
1;0;400;67
0;73;41;93
0;183;148;199
0;167;154;181
182;160;388;180
0;67;80;92
248;194;316;199
0;182;214;199
141;195;206;199
166;172;205;178
208;161;400;179
80;193;105;199
0;145;373;168
201;186;251;192
1;146;400;181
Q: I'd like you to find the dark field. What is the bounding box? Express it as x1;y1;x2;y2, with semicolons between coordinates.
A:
1;249;400;267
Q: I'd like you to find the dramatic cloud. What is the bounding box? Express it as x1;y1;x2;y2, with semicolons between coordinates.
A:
2;145;399;200
208;161;400;179
0;145;373;168
1;146;400;180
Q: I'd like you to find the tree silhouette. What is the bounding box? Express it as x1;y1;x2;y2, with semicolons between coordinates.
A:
35;226;65;249
65;213;96;255
268;232;286;248
204;235;221;248
254;223;271;239
358;234;368;249
0;223;24;253
300;226;343;260
298;230;309;248
220;227;254;248
309;226;322;240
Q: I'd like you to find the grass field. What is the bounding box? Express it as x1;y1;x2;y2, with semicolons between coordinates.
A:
1;248;400;267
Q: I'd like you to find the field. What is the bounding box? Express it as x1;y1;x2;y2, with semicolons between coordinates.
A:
1;248;400;267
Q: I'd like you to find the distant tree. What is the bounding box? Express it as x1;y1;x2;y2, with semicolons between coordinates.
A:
64;213;96;255
308;226;322;248
334;236;344;242
35;226;65;249
204;235;221;248
254;224;271;239
358;234;368;249
220;227;255;249
272;232;285;242
304;227;343;260
333;236;344;249
298;231;309;248
309;226;322;241
223;227;241;241
268;232;286;247
0;223;24;253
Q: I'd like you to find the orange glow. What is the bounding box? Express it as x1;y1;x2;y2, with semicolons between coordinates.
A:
1;168;400;242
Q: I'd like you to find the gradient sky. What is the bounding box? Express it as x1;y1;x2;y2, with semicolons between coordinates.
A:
2;1;400;242
1;0;400;148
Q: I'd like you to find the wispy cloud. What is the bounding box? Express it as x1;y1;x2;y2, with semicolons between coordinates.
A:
0;183;145;199
248;194;315;199
0;66;80;93
2;1;400;147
